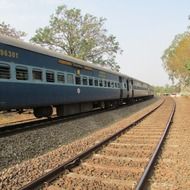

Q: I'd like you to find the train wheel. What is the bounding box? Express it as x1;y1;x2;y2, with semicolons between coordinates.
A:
112;100;119;107
105;101;112;108
33;106;53;118
56;105;64;117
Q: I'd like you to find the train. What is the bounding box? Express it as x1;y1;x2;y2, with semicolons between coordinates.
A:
0;35;154;118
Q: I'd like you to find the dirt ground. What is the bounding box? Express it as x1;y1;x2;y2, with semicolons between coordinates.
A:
147;96;190;189
0;111;35;126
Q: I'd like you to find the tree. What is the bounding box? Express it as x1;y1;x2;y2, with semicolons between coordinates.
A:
154;84;181;95
162;32;190;86
0;21;26;39
31;5;122;71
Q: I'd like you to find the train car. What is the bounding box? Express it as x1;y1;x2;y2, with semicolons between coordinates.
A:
0;35;153;118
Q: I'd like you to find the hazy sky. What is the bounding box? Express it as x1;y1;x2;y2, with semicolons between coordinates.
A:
1;0;189;86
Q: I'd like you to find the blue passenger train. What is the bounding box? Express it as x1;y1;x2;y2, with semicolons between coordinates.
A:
0;35;154;118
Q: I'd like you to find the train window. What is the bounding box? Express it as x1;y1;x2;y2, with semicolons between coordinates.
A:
83;77;88;85
99;80;103;87
0;64;10;79
111;82;114;88
104;81;107;87
67;74;74;84
108;81;111;87
33;70;42;81
75;76;81;85
16;67;28;80
57;73;65;83
124;83;127;88
94;79;98;86
89;78;93;86
115;82;117;88
46;71;54;82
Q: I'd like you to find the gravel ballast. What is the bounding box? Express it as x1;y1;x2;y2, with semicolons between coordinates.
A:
0;98;158;171
0;98;161;189
146;97;190;189
46;97;173;189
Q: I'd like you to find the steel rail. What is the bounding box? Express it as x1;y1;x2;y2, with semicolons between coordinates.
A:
0;108;113;138
0;117;53;138
0;98;150;138
20;99;165;190
135;98;176;190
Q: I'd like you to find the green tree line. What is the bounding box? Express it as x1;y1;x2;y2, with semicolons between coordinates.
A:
0;5;122;71
154;84;181;95
162;24;190;86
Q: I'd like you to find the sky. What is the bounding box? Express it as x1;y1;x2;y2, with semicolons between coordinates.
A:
0;0;190;86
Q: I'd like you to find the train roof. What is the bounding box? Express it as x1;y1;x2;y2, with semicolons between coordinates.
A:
0;35;151;86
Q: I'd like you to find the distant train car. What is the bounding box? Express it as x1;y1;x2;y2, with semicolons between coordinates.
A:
0;35;153;118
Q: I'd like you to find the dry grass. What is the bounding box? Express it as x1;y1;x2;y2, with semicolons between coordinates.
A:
0;111;35;126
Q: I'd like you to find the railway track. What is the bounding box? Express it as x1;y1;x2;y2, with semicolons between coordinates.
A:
146;97;190;189
0;109;110;138
19;97;175;190
0;98;149;138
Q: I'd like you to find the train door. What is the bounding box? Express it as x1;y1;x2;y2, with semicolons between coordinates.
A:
119;76;123;99
127;78;133;98
131;79;134;98
126;79;129;98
